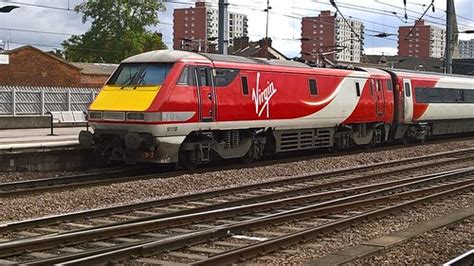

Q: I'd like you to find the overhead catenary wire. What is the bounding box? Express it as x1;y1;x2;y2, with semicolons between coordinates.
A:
2;0;472;57
403;0;436;41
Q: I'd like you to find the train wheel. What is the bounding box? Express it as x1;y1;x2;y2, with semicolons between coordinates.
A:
242;147;259;164
180;150;199;170
402;136;409;145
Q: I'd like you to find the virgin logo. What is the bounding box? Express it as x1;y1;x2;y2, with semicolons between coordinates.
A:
251;72;277;118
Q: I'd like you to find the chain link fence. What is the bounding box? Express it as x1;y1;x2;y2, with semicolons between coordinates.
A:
0;86;100;116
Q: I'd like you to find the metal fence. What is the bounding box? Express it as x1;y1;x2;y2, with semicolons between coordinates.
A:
0;86;101;116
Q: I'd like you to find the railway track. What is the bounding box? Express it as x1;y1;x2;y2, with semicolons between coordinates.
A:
0;150;473;264
1;140;474;197
0;166;163;197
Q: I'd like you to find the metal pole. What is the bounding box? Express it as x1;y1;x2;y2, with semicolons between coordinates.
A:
265;0;270;39
40;90;44;115
446;0;454;74
218;0;228;55
11;86;15;116
66;90;71;111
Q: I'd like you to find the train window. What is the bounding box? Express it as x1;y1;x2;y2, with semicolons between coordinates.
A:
386;80;393;91
465;90;474;103
415;87;471;103
241;76;249;95
309;79;318;96
369;81;374;96
415;88;428;102
177;67;195;85
404;83;411;97
197;68;210;87
108;63;172;86
377;80;382;91
214;69;240;87
355;82;361;97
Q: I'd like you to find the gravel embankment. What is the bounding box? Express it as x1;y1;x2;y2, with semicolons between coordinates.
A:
250;194;474;264
1;139;474;223
356;217;473;265
0;168;112;183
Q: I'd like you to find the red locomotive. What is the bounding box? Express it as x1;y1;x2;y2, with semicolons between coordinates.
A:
79;50;474;169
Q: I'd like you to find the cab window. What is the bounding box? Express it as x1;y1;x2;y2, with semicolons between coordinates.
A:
108;63;172;86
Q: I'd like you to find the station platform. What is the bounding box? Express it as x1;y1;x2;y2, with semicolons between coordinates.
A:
0;127;86;151
0;127;98;171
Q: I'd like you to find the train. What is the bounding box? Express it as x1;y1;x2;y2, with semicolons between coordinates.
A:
79;50;474;169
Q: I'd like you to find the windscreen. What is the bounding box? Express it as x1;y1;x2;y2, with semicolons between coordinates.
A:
107;63;173;86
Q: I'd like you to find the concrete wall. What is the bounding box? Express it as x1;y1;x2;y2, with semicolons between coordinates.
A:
0;147;100;171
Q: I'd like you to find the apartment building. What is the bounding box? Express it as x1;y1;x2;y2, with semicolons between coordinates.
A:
173;0;248;52
301;11;365;63
398;20;446;58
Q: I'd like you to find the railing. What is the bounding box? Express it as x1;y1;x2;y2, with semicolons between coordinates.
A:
0;86;100;116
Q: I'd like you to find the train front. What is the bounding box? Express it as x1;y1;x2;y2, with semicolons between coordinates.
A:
79;50;195;164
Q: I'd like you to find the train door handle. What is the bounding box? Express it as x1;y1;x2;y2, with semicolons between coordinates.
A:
208;93;212;100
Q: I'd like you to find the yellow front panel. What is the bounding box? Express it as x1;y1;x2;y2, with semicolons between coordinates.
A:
90;86;161;111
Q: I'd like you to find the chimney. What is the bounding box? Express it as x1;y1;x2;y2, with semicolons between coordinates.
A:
233;36;249;51
259;38;272;49
320;10;332;17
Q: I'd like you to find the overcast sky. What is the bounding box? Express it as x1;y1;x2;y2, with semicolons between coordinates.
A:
0;0;473;58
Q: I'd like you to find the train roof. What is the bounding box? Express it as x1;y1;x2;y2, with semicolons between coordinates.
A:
122;50;208;63
122;49;312;69
200;53;312;68
383;68;474;79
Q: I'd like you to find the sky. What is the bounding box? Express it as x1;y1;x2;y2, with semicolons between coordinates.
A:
0;0;473;58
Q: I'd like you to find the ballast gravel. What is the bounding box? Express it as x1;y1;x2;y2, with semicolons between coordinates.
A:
1;139;474;224
249;194;473;265
355;217;474;265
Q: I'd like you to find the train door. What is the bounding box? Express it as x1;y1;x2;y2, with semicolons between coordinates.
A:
375;80;385;119
403;79;413;123
195;67;216;122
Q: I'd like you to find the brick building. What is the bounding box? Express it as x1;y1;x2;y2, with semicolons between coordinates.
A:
0;45;116;88
398;20;446;58
173;0;248;52
301;11;364;63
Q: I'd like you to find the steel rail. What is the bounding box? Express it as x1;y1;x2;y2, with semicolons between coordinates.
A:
0;166;157;197
1;141;473;197
3;168;473;263
190;183;474;266
55;178;474;265
2;148;473;234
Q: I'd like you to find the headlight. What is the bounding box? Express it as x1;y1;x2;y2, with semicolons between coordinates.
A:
126;112;162;122
145;112;162;122
89;111;102;120
126;112;145;121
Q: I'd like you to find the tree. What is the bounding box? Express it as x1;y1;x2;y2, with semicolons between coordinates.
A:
62;0;167;63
